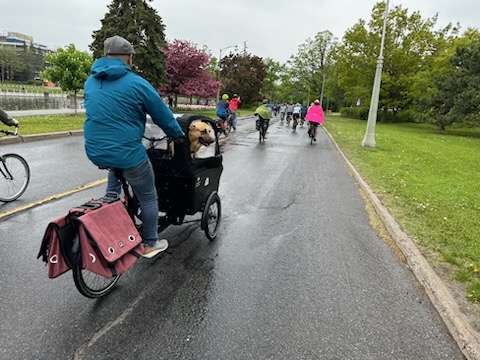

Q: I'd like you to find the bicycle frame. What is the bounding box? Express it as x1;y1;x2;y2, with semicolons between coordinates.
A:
0;156;14;180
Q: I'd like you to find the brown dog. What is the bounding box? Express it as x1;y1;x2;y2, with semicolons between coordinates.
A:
188;121;215;157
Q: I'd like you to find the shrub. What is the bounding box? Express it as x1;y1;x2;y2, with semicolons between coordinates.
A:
340;107;369;120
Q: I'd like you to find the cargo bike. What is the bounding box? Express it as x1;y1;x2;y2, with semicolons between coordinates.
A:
39;115;223;298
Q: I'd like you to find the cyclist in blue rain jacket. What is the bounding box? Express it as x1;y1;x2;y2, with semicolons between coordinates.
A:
216;94;230;120
84;35;185;259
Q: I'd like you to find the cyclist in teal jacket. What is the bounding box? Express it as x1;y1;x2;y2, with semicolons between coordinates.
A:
84;35;185;258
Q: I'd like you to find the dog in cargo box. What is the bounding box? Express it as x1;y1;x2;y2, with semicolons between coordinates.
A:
188;120;215;157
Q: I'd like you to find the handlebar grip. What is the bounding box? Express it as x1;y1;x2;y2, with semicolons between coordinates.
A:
2;129;18;136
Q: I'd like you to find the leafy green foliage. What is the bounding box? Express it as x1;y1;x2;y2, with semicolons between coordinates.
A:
40;44;93;112
89;0;168;88
219;53;267;105
0;46;22;82
429;37;480;129
261;58;284;102
281;31;337;105
334;1;458;121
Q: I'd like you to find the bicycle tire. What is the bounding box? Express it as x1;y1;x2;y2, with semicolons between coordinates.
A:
259;125;266;143
72;253;121;298
0;153;30;202
201;191;221;241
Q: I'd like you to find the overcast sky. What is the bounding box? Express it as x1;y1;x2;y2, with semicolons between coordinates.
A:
1;0;478;63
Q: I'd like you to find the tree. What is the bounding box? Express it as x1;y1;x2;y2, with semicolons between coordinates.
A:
262;58;284;103
16;46;45;82
334;1;457;121
90;0;168;88
429;39;480;129
219;53;267;105
160;39;217;107
287;30;337;106
41;44;93;113
0;46;22;82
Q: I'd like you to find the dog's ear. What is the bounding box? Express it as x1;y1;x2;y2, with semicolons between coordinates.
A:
189;123;196;131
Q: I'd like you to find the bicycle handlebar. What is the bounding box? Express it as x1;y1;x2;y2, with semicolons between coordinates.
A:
142;135;168;148
0;125;19;136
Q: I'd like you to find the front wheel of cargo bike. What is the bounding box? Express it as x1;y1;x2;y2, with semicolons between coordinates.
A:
201;191;221;241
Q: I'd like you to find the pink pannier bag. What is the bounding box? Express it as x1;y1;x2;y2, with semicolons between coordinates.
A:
38;199;144;279
38;215;76;279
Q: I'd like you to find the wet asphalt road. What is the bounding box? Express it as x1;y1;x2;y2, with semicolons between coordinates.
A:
0;116;465;359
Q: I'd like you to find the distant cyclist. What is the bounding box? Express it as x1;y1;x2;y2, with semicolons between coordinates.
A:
305;99;325;142
229;94;241;130
279;103;286;120
216;93;230;121
300;104;308;125
254;99;273;136
292;103;301;130
286;103;294;122
215;93;231;131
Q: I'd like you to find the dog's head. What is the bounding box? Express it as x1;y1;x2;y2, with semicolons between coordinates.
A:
188;121;215;154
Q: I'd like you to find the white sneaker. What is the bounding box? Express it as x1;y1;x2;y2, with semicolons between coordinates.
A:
142;239;168;258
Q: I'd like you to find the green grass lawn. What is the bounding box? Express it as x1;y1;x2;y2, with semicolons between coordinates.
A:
3;114;87;135
0;83;75;94
325;116;480;302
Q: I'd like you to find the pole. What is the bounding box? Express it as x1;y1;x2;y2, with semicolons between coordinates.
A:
215;45;237;105
215;48;222;105
362;0;390;148
319;73;326;107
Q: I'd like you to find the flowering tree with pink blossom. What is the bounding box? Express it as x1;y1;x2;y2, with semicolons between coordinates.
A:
160;39;218;107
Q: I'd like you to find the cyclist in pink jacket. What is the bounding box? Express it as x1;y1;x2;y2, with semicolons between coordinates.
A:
305;99;325;142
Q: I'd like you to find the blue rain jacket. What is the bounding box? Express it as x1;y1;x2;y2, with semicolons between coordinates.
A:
84;57;184;169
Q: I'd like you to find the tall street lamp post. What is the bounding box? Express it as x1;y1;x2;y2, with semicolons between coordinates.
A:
361;0;390;148
216;45;237;105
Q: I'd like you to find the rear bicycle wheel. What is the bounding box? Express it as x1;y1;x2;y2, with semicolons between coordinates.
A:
72;253;121;298
0;153;30;202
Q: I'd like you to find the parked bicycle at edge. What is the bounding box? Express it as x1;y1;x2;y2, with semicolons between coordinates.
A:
0;108;30;202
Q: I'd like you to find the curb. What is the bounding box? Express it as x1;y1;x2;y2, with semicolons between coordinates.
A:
0;130;84;144
323;127;480;360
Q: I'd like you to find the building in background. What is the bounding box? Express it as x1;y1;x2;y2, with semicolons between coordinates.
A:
0;30;52;82
0;30;49;55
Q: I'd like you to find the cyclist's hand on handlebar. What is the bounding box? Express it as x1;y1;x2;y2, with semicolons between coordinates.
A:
11;118;19;126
